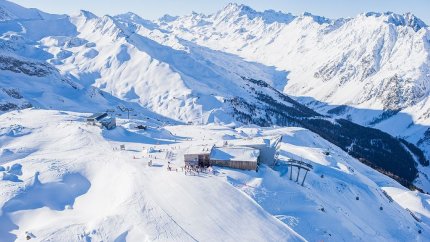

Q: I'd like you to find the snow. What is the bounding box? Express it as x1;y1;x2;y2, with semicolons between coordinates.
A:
0;0;62;21
157;2;430;167
0;110;305;241
210;146;260;162
383;187;430;225
148;3;430;192
0;1;430;240
185;145;212;155
0;109;429;241
2;172;90;212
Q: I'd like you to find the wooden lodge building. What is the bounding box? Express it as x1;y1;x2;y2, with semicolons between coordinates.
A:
184;145;260;171
209;146;260;171
184;145;212;167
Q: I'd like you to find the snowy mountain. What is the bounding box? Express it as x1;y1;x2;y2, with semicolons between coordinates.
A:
159;3;430;147
1;1;430;240
0;0;428;187
1;109;429;241
0;1;176;124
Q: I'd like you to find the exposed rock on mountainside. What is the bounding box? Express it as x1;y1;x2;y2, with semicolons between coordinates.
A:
0;0;428;189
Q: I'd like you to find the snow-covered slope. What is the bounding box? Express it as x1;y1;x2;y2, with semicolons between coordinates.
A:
160;3;430;157
0;1;177;124
0;1;426;189
1;1;430;240
0;48;170;122
0;110;304;241
0;109;428;241
45;9;295;124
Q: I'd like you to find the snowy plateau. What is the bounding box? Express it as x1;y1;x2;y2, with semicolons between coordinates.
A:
0;0;430;241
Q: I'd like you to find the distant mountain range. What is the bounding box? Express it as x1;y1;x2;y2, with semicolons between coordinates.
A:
160;3;430;154
0;1;429;190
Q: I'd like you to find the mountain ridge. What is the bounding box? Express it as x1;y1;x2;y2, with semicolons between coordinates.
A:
0;1;429;190
1;1;430;241
160;3;430;160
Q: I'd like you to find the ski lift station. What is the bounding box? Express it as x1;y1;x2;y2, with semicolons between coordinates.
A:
86;112;116;130
184;145;260;171
184;145;212;167
210;146;260;171
227;137;278;165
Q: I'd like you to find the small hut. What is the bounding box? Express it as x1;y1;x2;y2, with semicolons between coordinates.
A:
86;112;116;130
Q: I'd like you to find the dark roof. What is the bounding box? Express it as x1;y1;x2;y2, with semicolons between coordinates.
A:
100;116;115;125
87;112;108;121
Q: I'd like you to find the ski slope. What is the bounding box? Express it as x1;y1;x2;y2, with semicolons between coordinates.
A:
0;109;303;241
0;0;427;191
0;109;429;241
0;1;430;241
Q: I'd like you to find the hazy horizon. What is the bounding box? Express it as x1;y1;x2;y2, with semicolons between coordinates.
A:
9;0;430;24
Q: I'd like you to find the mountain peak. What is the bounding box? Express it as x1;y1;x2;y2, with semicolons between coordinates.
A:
215;3;295;24
0;0;43;20
301;12;332;24
159;14;178;23
217;3;257;18
362;11;427;31
115;11;144;22
115;12;159;30
78;10;97;20
223;3;256;14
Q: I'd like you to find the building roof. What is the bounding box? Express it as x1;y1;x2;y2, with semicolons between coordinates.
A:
99;116;115;124
227;137;269;147
210;146;260;162
87;112;108;120
185;145;213;155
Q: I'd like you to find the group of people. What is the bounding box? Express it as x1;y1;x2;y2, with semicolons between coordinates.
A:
182;162;214;175
167;161;177;171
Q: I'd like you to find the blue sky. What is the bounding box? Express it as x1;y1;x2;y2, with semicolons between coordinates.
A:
10;0;430;24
